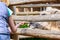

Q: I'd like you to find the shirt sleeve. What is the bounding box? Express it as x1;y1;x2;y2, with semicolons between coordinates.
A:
7;8;13;16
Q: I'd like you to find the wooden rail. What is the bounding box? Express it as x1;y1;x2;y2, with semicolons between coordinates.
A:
16;12;40;15
16;4;60;7
12;14;60;22
13;28;60;39
9;0;56;6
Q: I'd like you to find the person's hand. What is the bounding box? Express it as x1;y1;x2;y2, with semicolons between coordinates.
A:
19;22;25;25
16;21;25;28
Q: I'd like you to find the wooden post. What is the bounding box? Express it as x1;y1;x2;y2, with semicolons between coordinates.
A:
31;7;33;12
13;34;18;40
40;7;42;11
13;6;16;15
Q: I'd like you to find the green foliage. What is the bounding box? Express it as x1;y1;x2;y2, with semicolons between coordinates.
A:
19;23;29;28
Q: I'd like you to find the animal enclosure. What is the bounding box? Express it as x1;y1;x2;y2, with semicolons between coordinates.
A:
3;0;60;40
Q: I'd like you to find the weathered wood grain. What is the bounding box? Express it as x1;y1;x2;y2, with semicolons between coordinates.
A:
16;28;60;39
16;12;40;15
12;14;60;21
16;4;60;7
9;0;56;6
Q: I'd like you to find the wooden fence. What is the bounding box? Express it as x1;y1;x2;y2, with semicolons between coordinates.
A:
8;0;60;40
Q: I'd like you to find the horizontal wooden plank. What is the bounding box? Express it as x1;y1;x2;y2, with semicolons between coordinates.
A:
12;14;60;22
16;28;60;39
9;0;56;6
16;4;60;7
16;12;40;15
18;35;32;38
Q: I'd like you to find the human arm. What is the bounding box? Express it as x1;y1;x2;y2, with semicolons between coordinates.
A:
8;16;24;34
7;8;24;33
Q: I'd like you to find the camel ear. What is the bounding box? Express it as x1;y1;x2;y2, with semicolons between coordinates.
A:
1;0;10;6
